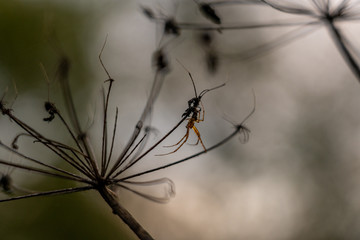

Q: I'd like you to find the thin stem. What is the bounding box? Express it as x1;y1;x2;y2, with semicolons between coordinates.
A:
0;159;92;184
0;142;88;181
101;80;114;176
111;116;187;179
98;186;154;240
12;132;94;176
104;107;119;174
179;20;320;31
107;120;144;177
57;57;99;177
3;110;94;178
209;0;264;6
326;20;360;82
0;186;93;203
261;0;317;16
117;124;242;182
56;112;85;154
118;134;148;169
227;22;320;61
107;71;165;178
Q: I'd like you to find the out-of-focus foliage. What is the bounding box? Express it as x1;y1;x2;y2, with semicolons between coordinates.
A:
0;1;133;239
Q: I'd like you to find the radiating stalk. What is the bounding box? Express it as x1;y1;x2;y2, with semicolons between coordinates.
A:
98;186;154;240
326;20;360;82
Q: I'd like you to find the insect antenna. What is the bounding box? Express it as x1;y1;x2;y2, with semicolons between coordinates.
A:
176;59;199;98
198;82;226;99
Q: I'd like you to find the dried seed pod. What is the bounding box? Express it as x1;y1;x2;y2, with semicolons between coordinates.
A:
199;32;213;47
43;101;58;122
164;18;180;36
0;174;12;194
206;50;219;74
153;48;169;73
141;6;155;19
199;3;221;24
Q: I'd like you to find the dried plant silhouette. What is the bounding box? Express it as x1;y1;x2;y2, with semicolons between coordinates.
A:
0;24;253;240
144;0;360;82
4;0;360;239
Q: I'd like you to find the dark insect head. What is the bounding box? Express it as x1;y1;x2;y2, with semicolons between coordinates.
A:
176;60;225;118
181;74;225;118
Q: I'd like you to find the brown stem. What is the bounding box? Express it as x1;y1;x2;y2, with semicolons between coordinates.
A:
326;20;360;82
98;186;154;240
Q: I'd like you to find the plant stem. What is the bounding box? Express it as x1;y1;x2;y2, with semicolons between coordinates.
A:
98;186;154;240
326;20;360;82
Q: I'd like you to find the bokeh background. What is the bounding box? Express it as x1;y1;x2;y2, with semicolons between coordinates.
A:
1;0;360;239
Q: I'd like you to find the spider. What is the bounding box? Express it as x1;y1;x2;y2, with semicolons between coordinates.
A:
158;69;225;156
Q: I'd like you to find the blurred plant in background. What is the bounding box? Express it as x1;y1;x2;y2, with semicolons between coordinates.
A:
0;0;251;239
2;0;360;240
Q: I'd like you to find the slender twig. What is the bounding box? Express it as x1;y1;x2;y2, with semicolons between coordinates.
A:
101;81;114;176
225;22;321;61
56;112;85;154
118;134;148;169
117;125;241;182
57;57;99;176
112;116;187;179
326;19;360;81
104;107;118;173
0;186;93;203
0;159;91;184
179;20;320;31
0;142;88;181
3;111;94;178
97;186;154;240
107;70;166;178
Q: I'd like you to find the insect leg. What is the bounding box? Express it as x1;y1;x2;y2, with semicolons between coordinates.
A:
192;126;206;151
198;100;205;122
157;128;190;156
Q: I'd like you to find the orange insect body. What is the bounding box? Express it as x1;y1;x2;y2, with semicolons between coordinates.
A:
159;105;205;156
158;68;225;156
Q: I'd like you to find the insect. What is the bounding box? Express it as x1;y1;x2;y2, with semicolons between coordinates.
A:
158;67;225;156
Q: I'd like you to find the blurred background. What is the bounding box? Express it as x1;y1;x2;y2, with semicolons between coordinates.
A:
1;0;360;239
